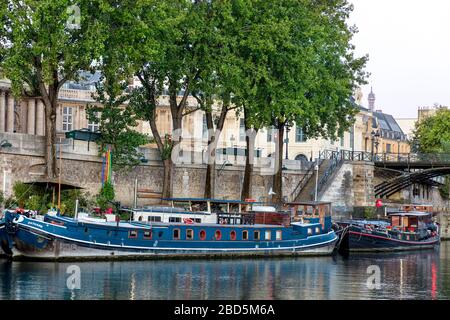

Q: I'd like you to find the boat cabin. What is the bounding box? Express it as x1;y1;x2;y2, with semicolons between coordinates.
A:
283;201;333;231
401;204;434;214
132;198;271;225
388;211;434;233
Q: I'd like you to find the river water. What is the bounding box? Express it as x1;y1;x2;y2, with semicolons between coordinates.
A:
1;242;449;300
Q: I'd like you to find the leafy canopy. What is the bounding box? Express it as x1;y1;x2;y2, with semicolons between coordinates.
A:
412;108;450;153
0;0;106;96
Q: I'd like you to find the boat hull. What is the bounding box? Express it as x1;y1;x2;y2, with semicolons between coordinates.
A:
339;228;440;253
6;215;338;261
10;228;338;261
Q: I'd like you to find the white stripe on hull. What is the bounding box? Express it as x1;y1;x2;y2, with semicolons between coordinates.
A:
11;239;338;261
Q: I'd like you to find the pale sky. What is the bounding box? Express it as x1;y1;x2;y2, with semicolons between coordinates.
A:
349;0;450;119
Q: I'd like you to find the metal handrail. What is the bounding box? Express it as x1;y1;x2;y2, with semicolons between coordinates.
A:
320;150;450;164
310;154;345;200
291;159;323;201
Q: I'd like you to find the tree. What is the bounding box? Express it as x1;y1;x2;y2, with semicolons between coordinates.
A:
412;108;450;200
412;108;450;153
191;1;244;198
87;78;149;171
0;0;106;178
106;0;224;201
232;0;367;204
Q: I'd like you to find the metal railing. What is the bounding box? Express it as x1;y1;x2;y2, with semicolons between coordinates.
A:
319;149;450;165
290;159;324;201
311;154;345;200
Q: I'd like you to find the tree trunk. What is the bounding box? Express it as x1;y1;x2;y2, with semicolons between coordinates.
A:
203;103;228;199
162;159;173;200
44;102;57;179
241;129;258;201
204;162;215;199
272;123;285;205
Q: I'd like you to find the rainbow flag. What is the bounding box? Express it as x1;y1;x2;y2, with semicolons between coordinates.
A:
101;147;112;186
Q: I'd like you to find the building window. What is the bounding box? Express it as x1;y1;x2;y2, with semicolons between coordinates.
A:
295;126;306;142
350;126;355;150
87;111;100;132
169;217;182;223
215;230;222;240
202;114;208;140
62;107;73;132
265;230;271;240
199;230;206;240
239;118;246;142
267;127;274;142
340;134;344;147
242;230;249;240
254;230;260;241
386;144;392;153
230;230;237;241
186;229;194;240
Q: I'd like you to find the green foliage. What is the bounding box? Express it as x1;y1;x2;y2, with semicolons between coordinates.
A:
0;192;4;206
230;0;368;139
96;182;115;211
353;206;377;219
60;189;94;216
412;108;450;199
0;0;107;97
12;181;41;208
4;196;17;209
0;0;108;178
412;108;450;153
9;181;94;214
439;178;449;200
87;79;149;171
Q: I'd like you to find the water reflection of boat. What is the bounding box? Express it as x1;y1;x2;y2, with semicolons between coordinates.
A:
337;210;440;253
2;199;338;261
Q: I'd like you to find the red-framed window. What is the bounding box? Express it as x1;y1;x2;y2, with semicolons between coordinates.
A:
129;230;138;239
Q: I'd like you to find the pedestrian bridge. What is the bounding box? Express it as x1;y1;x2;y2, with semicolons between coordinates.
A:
319;150;450;198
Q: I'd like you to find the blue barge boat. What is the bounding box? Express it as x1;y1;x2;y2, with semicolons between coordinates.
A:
1;199;338;261
337;210;440;253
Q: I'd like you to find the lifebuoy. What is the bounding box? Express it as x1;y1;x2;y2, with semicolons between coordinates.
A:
183;218;194;224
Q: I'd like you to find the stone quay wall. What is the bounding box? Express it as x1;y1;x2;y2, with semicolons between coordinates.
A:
0;133;306;207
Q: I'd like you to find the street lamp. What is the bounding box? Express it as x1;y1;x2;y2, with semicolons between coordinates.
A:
314;160;319;201
284;125;290;160
371;130;380;161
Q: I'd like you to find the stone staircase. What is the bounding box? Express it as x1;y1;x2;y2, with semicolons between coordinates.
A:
291;159;329;202
291;153;345;202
